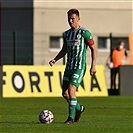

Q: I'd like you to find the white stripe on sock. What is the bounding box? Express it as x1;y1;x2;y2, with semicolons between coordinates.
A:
70;101;77;105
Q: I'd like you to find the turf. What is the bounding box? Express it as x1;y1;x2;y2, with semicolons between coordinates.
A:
0;96;132;133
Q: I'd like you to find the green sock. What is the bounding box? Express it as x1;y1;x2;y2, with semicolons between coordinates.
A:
75;102;81;111
67;99;80;112
69;98;77;119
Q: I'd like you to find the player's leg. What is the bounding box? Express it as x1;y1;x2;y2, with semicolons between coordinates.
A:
62;70;74;124
68;84;77;118
63;69;85;124
70;69;85;122
62;89;75;124
62;69;70;101
62;87;80;111
62;86;82;124
62;70;78;124
67;84;85;123
64;84;77;124
63;85;82;123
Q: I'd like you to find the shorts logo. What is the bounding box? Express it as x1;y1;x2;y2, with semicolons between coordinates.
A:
72;74;79;79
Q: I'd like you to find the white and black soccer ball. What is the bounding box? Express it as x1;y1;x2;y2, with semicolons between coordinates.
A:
39;110;54;124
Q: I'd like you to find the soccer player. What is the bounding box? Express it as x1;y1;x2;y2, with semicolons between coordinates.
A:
49;9;96;124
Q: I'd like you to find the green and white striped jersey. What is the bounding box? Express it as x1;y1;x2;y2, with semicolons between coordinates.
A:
63;26;93;70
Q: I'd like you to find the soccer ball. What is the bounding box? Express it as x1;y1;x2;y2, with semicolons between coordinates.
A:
39;110;54;124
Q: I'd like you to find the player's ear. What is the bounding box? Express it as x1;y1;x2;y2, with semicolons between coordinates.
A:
77;16;80;22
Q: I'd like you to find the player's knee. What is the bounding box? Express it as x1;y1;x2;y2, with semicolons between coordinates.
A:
68;84;77;96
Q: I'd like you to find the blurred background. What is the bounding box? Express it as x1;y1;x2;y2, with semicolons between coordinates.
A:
0;0;132;89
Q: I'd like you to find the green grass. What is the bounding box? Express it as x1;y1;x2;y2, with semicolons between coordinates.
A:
0;96;132;133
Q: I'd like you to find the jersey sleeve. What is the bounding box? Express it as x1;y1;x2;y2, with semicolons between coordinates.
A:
63;32;67;44
83;30;94;46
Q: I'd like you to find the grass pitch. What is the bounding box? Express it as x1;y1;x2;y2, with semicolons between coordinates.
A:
0;96;132;133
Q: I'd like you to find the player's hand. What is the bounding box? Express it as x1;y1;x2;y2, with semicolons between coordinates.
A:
49;60;56;66
90;67;96;76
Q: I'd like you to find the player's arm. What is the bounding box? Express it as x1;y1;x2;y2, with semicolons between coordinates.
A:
87;40;97;76
49;42;67;66
84;30;96;76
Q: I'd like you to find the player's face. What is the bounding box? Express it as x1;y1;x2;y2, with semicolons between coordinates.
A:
68;14;80;30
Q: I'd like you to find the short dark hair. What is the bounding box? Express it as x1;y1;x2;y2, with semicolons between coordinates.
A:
67;9;80;17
